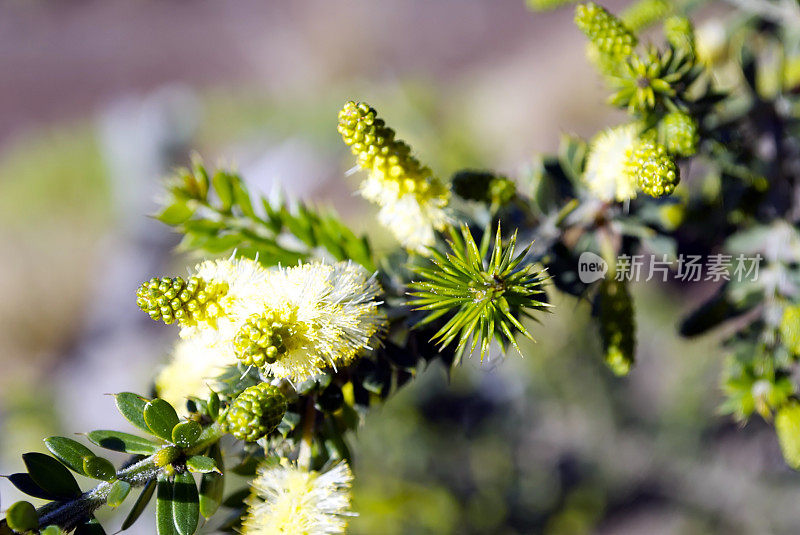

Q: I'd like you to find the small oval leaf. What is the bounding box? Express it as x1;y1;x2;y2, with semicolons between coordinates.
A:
207;392;220;420
40;526;65;535
199;444;224;519
212;171;234;211
22;452;82;499
45;436;94;476
172;472;199;535
171;421;202;448
122;479;156;531
107;479;132;508
156;476;179;535
82;456;116;481
114;393;151;433
144;399;180;442
7;473;58;500
156;203;194;225
87;430;160;455
185;455;216;474
6;501;38;532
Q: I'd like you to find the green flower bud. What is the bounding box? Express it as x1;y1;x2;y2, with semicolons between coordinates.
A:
489;177;517;206
620;0;671;32
659;202;685;230
575;2;637;60
154;446;180;468
233;311;298;369
659;111;699;157
136;276;221;326
224;383;288;442
626;139;680;197
776;401;800;469
780;304;800;356
596;279;636;376
664;15;695;56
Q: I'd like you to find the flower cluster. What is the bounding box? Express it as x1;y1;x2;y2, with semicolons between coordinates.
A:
338;100;450;252
242;461;354;534
140;257;386;409
574;1;711;202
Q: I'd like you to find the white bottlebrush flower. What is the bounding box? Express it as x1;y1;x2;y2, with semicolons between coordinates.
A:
234;261;386;381
583;123;640;202
183;256;271;338
359;173;450;252
242;461;355;535
376;192;449;253
155;333;237;414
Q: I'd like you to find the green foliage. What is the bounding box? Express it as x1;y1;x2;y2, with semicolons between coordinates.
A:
159;158;375;270
86;430;160;455
721;360;793;421
44;436;95;477
5;393;223;534
595;279;636;375
22;452;82;499
610;46;701;114
777;402;800;469
82;456;116;481
198;444;225;518
144;399;181;442
6;501;37;533
122;480;157;531
107;480;132;508
409;225;550;360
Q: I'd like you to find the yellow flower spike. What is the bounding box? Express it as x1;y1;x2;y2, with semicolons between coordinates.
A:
575;2;637;60
338;100;450;252
137;256;271;340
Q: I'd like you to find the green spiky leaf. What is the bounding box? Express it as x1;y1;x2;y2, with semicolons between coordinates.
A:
409;224;550;360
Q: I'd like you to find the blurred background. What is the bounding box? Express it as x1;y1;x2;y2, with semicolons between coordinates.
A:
1;1;797;533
